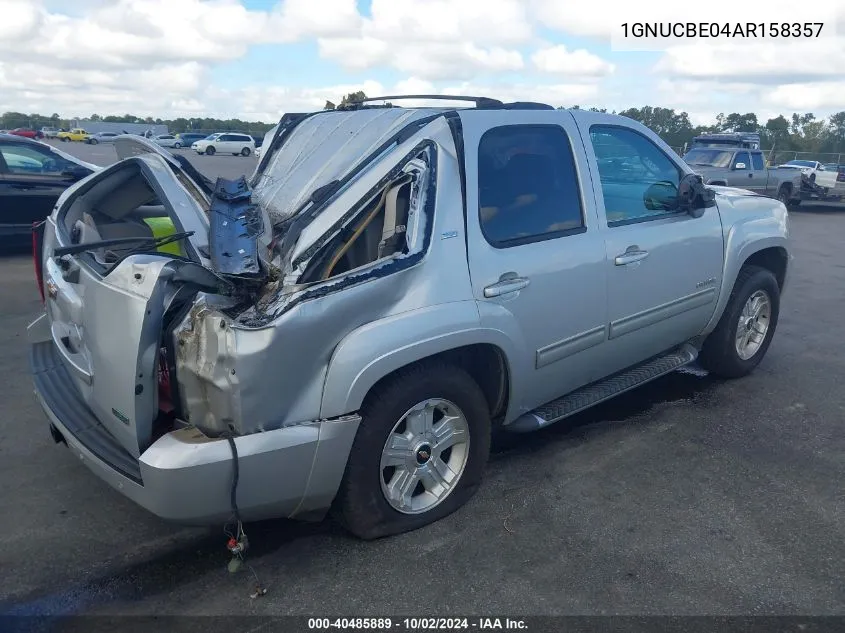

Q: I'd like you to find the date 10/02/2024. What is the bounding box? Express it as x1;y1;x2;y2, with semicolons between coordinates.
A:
620;22;825;38
307;617;528;630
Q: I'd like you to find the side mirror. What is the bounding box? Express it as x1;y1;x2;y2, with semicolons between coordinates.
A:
733;162;747;170
677;173;715;218
643;181;680;211
61;166;91;181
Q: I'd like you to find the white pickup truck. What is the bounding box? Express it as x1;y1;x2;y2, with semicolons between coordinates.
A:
778;160;839;191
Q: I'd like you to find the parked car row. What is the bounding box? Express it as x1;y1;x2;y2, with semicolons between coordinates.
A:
151;131;262;156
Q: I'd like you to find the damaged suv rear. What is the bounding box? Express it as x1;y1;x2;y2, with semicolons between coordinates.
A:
29;106;476;538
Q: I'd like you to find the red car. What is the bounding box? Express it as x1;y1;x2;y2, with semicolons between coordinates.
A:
9;127;43;139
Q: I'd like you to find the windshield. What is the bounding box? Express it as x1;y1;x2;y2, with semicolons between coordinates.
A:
683;148;734;167
785;160;815;167
203;134;219;140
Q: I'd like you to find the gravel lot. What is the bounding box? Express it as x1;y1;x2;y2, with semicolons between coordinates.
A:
1;141;844;616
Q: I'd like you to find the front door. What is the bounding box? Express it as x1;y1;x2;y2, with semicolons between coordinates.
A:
578;119;724;373
460;111;609;416
731;150;755;191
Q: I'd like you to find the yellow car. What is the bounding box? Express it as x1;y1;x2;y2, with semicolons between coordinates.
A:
57;128;90;142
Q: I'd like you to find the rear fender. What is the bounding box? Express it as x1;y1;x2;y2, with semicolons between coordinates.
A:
319;302;520;420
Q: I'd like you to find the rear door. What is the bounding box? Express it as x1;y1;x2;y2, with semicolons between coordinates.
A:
747;152;768;193
460;110;609;412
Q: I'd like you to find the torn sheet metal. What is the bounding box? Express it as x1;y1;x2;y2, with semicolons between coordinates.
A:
251;108;449;226
208;176;265;279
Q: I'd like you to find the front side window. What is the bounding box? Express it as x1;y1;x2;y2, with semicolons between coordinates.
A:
589;126;683;225
0;143;77;175
733;152;750;169
477;125;585;247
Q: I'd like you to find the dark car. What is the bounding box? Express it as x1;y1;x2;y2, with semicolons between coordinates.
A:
0;134;97;250
173;132;206;148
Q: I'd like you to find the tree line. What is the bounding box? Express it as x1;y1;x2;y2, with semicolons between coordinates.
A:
571;106;845;156
0;112;277;137
4;95;844;157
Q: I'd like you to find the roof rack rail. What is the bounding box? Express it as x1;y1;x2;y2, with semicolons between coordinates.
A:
339;94;504;110
498;101;555;110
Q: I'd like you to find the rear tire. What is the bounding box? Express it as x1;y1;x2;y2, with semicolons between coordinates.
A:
334;361;491;540
205;145;215;156
241;147;251;157
699;265;780;379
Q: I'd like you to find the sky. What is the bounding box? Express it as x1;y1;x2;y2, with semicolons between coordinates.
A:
0;0;843;124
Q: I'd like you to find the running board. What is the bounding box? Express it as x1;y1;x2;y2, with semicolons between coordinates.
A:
505;344;698;433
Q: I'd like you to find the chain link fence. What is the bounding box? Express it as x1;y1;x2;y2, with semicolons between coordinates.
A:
766;151;843;166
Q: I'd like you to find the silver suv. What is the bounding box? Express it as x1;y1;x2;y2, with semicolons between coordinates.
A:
28;96;789;539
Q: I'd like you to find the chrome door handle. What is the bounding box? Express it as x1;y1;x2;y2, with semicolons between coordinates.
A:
614;250;649;266
484;276;530;298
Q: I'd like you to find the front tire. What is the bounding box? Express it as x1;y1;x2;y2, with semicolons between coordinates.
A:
776;187;790;205
241;147;251;157
334;361;491;540
699;265;780;378
174;142;182;148
90;139;98;145
205;145;216;156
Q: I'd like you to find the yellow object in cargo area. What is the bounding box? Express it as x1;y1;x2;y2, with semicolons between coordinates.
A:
142;217;184;256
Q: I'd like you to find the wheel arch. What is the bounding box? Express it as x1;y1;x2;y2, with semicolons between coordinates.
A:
703;236;789;335
320;304;516;425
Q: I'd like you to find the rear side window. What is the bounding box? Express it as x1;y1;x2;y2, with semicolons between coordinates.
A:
751;153;764;170
478;125;585;248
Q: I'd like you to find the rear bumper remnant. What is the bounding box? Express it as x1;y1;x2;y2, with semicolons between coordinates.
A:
29;338;361;525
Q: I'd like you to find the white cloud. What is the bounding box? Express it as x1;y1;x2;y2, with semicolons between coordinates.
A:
765;82;845;111
315;0;532;80
656;40;845;83
318;39;524;80
531;45;614;77
0;0;361;71
361;0;532;46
